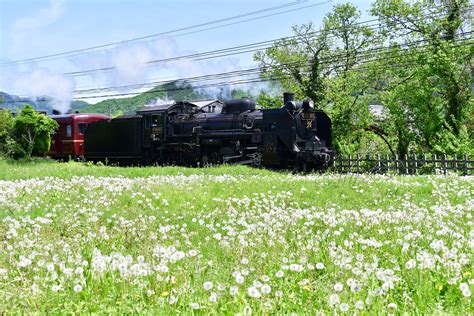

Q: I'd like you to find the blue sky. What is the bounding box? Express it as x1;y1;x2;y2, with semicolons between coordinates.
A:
0;0;373;107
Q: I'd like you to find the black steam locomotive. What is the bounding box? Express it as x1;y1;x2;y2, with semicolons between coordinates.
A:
84;93;333;170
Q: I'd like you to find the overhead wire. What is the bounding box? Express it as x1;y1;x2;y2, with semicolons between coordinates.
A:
68;35;472;100
0;0;332;67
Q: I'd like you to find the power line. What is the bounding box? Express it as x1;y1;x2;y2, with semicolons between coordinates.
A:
63;6;466;78
68;37;472;100
0;0;332;67
69;32;472;96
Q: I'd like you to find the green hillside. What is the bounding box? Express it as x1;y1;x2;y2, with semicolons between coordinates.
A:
79;82;208;116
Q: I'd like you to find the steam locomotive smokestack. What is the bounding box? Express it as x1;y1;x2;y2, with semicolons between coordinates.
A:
283;92;294;105
52;109;61;115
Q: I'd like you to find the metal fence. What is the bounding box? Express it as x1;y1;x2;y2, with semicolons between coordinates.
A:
331;154;473;175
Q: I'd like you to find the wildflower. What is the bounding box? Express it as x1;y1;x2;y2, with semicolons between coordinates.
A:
236;274;245;284
161;291;169;297
355;300;364;310
340;303;349;312
334;282;344;292
230;286;239;296
289;264;303;272
169;296;177;304
388;303;397;309
275;270;284;278
405;259;416;269
261;284;271;294
316;262;325;270
203;281;213;291
247;286;261;298
209;292;217;302
73;284;83;292
329;293;340;307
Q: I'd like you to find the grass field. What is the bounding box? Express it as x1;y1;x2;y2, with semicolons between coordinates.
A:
0;159;472;314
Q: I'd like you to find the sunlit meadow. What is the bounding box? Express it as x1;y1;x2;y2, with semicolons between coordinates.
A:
0;160;472;314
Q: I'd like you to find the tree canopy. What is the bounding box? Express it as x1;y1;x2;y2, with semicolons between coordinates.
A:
254;0;473;156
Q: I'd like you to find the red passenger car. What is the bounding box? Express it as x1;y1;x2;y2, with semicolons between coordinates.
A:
49;113;110;159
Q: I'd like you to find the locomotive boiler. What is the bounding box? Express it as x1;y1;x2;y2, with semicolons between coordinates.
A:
84;93;333;170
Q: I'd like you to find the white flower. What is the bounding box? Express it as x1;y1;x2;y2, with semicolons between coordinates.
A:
261;275;270;282
190;303;200;310
241;258;249;265
209;292;217;302
405;259;416;269
261;284;271;294
230;286;239;296
236;274;245;284
169;296;177;304
73;284;83;292
203;281;213;291
355;300;364;310
316;262;325;270
289;264;303;272
275;270;284;278
460;283;469;292
51;284;61;292
334;282;344;292
340;303;349;312
388;302;397;309
329;293;340;306
247;286;261;298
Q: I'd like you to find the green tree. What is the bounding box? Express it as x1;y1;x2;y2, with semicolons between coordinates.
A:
12;104;58;158
0;109;14;155
255;3;378;154
371;0;473;155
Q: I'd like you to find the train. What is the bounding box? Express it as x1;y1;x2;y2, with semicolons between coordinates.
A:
49;93;333;171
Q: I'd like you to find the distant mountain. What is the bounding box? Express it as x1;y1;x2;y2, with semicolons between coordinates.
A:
0;92;90;114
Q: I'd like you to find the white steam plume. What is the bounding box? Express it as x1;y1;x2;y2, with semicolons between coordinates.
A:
1;67;75;114
145;96;175;107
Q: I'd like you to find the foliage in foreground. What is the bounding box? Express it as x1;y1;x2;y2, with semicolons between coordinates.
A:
0;105;58;159
0;163;472;314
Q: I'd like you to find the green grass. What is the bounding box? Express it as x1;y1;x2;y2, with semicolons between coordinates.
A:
0;158;472;314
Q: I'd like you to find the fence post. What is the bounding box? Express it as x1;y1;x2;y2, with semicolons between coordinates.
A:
349;154;352;173
395;154;399;175
434;154;438;174
443;154;447;175
423;154;427;175
404;154;409;174
376;154;381;173
454;154;458;173
464;154;468;176
414;153;418;175
386;154;390;173
357;154;360;173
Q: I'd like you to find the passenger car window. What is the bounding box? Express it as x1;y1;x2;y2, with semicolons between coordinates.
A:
78;123;87;135
66;125;72;137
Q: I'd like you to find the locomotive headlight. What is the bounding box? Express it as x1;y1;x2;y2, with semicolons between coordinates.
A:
302;99;314;110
